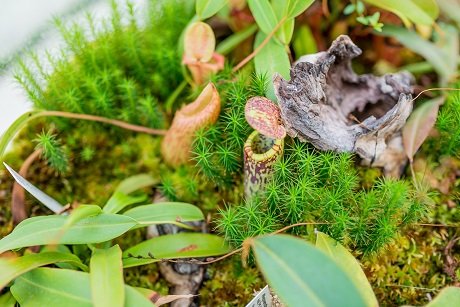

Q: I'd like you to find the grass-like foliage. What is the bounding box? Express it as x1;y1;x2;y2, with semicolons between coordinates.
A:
33;129;69;174
191;72;267;187
216;139;431;254
435;90;460;157
14;0;193;131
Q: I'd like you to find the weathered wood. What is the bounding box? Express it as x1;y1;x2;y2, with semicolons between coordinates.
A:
274;35;414;177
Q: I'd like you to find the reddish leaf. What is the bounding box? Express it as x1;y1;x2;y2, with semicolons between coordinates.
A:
245;97;286;139
402;96;445;162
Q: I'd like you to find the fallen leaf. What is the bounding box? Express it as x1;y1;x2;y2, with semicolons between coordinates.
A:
402;96;445;162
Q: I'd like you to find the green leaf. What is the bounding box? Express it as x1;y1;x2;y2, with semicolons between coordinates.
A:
247;0;278;35
0;110;44;162
315;232;378;307
251;234;367;307
216;24;258;55
62;205;102;232
122;233;231;268
285;0;315;19
0;214;137;253
196;0;228;20
292;25;318;57
426;287;460;306
125;286;156;307
363;0;438;27
402;96;445;162
0;252;88;290
103;191;148;214
90;245;124;307
114;174;159;195
356;1;365;14
356;16;369;25
11;268;93;307
40;245;81;270
0;292;16;307
3;163;63;213
254;31;291;102
379;24;457;86
10;268;155;307
343;3;356;15
123;202;205;229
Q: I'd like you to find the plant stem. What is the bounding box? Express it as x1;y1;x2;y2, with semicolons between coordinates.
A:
42;111;168;135
232;17;287;73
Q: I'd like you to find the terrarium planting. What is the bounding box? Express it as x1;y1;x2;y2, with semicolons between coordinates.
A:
1;0;460;306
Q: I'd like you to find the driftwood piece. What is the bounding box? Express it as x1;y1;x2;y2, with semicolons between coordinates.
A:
273;35;414;177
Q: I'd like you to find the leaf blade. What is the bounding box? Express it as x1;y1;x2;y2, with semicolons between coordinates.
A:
196;0;228;20
402;96;445;162
247;0;278;35
254;31;291;102
122;233;230;268
0;252;88;290
90;245;124;307
0;214;137;254
315;232;378;307
251;235;367;307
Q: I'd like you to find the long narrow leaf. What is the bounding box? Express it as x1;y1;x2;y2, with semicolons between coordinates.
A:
196;0;228;20
0;214;137;254
10;268;155;307
402;96;445;162
363;0;438;26
0;252;88;290
122;233;231;268
123;202;204;229
251;235;366;307
216;24;258;55
247;0;278;35
90;245;124;307
114;174;158;195
3;163;64;213
0;110;44;161
315;232;378;307
103;191;148;214
254;31;291;102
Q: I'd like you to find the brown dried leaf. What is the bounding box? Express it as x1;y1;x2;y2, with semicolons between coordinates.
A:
402;96;445;162
154;294;197;306
245;97;286;139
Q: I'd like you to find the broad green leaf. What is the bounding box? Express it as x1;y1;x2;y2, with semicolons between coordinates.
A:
251;235;366;307
0;110;44;162
123;202;204;229
0;214;137;253
196;0;228;20
0;292;16;307
103;191;148;214
247;0;278;35
271;0;293;45
254;31;291;102
3;163;63;213
315;232;378;307
285;0;315;19
61;205;102;232
426;287;460;306
114;174;158;195
363;0;438;27
402;96;445;162
11;268;93;307
380;25;457;86
10;268;155;307
122;233;231;268
40;245;80;270
293;25;318;57
90;245;124;307
0;252;88;290
216;24;258;55
125;286;156;307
